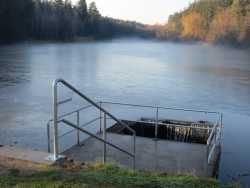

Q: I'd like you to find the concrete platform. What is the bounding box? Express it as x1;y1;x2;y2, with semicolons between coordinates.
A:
64;133;213;177
0;145;54;165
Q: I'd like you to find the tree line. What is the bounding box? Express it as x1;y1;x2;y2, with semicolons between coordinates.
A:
0;0;152;43
156;0;250;46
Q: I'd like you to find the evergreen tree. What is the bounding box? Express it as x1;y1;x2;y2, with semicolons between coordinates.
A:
88;2;101;19
77;0;88;21
0;0;148;43
88;2;101;35
54;0;64;8
0;0;34;42
76;0;88;35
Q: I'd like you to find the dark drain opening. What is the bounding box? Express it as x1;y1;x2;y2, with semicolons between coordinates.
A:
108;120;212;144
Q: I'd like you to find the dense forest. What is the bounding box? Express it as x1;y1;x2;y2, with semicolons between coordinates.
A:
0;0;151;43
1;0;250;46
156;0;250;46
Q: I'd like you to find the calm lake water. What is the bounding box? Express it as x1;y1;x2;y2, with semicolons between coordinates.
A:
0;39;249;186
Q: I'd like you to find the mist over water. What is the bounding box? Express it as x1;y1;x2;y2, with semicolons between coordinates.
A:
0;39;249;185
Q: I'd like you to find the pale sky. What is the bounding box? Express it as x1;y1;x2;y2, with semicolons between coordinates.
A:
72;0;195;25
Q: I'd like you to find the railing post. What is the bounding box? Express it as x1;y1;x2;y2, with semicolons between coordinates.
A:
47;122;51;153
53;80;59;160
220;113;223;144
133;134;136;170
103;112;107;164
77;111;80;145
154;107;159;140
99;102;102;133
206;144;209;163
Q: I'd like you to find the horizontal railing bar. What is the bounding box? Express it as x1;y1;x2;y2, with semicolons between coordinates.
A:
100;101;221;115
79;117;101;128
61;119;134;158
56;117;101;140
57;98;72;105
56;79;135;136
48;104;93;123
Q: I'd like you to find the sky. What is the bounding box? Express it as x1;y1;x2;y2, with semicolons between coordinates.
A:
72;0;195;25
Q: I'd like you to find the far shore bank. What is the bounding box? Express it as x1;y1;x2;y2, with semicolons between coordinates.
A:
1;37;249;50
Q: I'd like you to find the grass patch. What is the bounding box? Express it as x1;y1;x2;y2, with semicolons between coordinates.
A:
0;164;238;188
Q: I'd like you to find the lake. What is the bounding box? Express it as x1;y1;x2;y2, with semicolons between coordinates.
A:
0;38;249;186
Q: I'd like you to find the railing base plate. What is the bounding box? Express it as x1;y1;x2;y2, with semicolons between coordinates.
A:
46;154;65;162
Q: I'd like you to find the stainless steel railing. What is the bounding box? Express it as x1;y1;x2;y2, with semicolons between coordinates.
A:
100;101;222;114
47;79;223;166
100;101;223;164
100;101;223;140
61;119;135;158
49;79;136;168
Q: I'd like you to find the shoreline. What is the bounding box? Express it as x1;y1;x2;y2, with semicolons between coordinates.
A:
1;37;249;50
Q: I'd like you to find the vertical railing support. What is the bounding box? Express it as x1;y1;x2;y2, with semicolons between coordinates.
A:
133;134;136;170
220;113;223;144
103;112;107;164
47;122;51;153
77;111;80;145
53;80;59;160
154;107;159;140
99;102;102;133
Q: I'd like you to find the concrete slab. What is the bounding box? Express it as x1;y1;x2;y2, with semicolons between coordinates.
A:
0;145;54;165
64;133;213;177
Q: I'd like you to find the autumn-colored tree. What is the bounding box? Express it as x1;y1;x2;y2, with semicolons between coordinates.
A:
164;20;181;39
158;0;250;46
181;12;206;40
156;14;183;40
238;11;250;44
207;8;239;43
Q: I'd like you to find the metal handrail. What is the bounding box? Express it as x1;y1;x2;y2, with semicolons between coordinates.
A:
61;119;135;169
100;101;221;115
47;99;219;144
100;100;222;144
48;99;220;141
54;79;136;135
52;79;136;167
